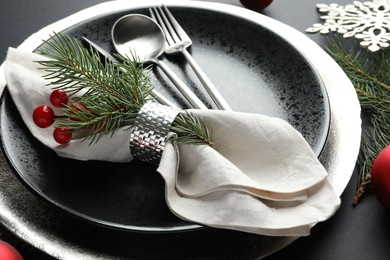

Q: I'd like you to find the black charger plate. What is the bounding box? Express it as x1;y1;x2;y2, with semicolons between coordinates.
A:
0;5;330;232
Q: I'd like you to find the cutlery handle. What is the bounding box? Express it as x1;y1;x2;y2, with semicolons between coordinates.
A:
182;49;232;111
154;59;208;110
150;89;179;110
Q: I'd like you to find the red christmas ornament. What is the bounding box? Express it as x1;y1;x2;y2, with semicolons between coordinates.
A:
53;126;72;144
50;89;69;108
32;105;55;128
0;240;23;260
240;0;273;10
371;144;390;209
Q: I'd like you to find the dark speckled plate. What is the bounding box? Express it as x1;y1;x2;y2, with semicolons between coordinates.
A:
0;5;330;232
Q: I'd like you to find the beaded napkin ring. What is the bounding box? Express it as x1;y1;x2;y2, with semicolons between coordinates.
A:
129;102;180;165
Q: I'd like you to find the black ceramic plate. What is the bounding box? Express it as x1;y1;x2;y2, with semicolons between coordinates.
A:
0;6;330;232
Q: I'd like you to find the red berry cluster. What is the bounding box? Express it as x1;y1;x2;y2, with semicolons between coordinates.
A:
32;89;72;144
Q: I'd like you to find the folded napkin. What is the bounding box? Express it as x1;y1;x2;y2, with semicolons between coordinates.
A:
5;47;340;236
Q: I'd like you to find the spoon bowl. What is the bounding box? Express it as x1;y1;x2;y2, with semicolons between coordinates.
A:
112;14;165;61
111;14;207;110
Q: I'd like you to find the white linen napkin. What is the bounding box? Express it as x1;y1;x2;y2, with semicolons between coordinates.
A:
4;47;340;236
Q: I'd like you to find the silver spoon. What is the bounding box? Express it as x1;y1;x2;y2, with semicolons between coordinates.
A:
111;14;207;110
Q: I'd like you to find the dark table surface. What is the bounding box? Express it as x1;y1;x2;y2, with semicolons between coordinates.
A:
0;0;389;259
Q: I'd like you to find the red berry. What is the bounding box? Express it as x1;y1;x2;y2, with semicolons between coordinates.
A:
0;240;23;260
371;144;390;208
32;105;55;128
240;0;273;10
53;127;72;144
50;89;69;108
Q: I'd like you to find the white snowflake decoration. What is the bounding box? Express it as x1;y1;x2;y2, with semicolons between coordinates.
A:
306;0;390;52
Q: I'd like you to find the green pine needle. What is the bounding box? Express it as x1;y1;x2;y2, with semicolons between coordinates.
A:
37;32;152;143
171;112;213;146
327;37;390;200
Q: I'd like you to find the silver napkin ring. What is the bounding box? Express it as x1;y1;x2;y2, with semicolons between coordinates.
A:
130;102;180;165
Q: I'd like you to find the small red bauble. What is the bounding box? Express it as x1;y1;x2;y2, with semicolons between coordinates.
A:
50;89;69;108
0;240;23;260
371;144;390;209
53;126;72;144
32;105;55;128
240;0;273;10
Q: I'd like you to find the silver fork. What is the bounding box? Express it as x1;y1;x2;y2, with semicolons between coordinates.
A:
149;5;232;111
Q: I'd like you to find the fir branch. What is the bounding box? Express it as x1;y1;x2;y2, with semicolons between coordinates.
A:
37;33;153;143
170;112;213;146
327;37;390;205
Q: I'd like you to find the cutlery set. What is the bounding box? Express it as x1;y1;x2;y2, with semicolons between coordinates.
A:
83;5;229;111
150;5;231;111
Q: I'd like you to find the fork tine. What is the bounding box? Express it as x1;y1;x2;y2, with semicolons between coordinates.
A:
149;7;175;46
153;6;181;44
161;4;192;43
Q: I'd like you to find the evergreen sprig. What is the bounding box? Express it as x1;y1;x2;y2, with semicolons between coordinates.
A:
327;37;390;205
37;33;212;146
171;112;213;146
